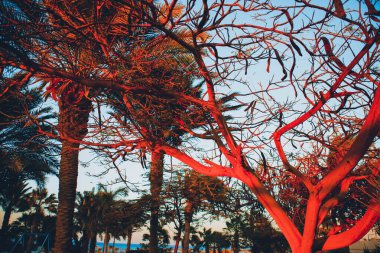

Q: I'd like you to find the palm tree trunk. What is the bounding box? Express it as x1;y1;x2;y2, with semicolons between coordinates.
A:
103;229;110;253
89;233;97;253
53;93;91;253
54;140;80;253
26;213;39;253
173;231;181;253
126;228;132;252
1;203;12;232
149;150;164;253
205;244;210;253
232;229;239;253
182;202;193;253
80;229;90;253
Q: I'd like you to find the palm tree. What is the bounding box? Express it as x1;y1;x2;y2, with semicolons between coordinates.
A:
0;74;59;233
114;195;150;252
0;180;31;232
75;191;98;253
0;3;93;251
53;85;92;253
199;228;213;253
22;187;57;253
1;3;201;253
182;171;227;252
75;185;127;253
209;231;230;253
107;33;203;253
95;185;127;253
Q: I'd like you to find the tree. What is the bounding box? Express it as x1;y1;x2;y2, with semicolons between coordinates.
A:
0;181;30;232
22;188;57;253
112;2;380;252
223;182;264;253
198;228;213;253
209;231;230;253
1;1;380;253
0;74;59;234
0;1;130;251
93;185;127;253
105;31;203;253
75;190;99;253
162;168;229;253
0;2;93;251
239;209;288;253
142;223;170;252
182;170;227;252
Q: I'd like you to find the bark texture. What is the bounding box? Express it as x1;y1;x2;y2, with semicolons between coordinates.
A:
173;233;181;253
127;228;132;252
89;233;97;253
182;202;193;253
103;230;110;253
80;229;89;253
53;90;91;253
149;150;164;253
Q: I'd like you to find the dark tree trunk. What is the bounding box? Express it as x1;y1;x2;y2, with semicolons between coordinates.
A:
232;229;239;253
53;91;91;253
1;203;12;232
54;140;81;253
103;229;110;253
173;231;181;253
26;213;39;253
149;150;164;253
89;233;97;253
80;229;90;253
205;244;210;253
182;202;193;253
127;228;132;252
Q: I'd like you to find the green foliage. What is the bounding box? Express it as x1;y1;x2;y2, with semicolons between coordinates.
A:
0;74;59;185
183;170;228;212
141;224;170;251
0;74;59;244
74;186;149;253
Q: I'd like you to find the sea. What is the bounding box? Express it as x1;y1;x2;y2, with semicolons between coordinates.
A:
96;243;144;250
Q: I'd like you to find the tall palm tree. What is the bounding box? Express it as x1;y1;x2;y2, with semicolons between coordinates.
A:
0;2;93;251
107;30;203;253
1;3;201;253
33;2;144;251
